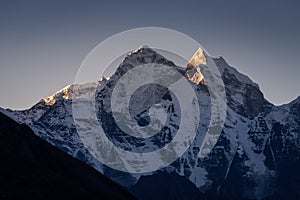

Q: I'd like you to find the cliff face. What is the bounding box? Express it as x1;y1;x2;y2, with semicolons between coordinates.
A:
2;46;299;199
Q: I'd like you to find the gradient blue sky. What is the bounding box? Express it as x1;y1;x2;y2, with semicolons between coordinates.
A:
0;0;299;110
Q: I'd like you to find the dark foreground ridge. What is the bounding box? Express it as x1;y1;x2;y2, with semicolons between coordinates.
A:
130;173;206;200
0;112;135;200
2;46;300;199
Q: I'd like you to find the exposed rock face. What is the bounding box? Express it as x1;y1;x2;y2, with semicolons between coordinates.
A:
2;46;299;199
185;48;206;85
213;57;272;119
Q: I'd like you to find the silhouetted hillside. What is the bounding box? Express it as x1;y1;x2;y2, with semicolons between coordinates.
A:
0;113;135;200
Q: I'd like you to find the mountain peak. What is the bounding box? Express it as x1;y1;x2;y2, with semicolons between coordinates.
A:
115;45;176;76
189;48;207;66
138;44;150;49
128;45;156;56
185;48;206;84
4;45;300;200
43;82;99;106
43;85;72;106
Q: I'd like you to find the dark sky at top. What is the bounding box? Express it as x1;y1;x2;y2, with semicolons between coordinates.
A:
0;0;299;109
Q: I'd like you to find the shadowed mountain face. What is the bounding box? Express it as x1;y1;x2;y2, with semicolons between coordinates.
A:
130;173;206;200
0;113;135;200
1;46;300;199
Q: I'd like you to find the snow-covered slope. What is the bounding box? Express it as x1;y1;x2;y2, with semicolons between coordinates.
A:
2;46;299;199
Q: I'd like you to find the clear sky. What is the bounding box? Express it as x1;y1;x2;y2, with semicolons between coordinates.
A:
0;0;299;110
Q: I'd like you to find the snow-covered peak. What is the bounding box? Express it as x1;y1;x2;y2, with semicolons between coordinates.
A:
2;45;300;200
44;85;72;106
127;45;159;57
185;48;206;84
213;56;260;89
189;48;207;66
137;44;150;50
115;46;177;77
43;82;99;106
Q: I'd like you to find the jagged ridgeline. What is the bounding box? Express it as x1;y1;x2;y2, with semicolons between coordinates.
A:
1;46;299;200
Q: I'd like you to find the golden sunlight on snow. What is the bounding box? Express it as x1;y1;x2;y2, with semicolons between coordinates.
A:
185;48;206;85
44;96;56;106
